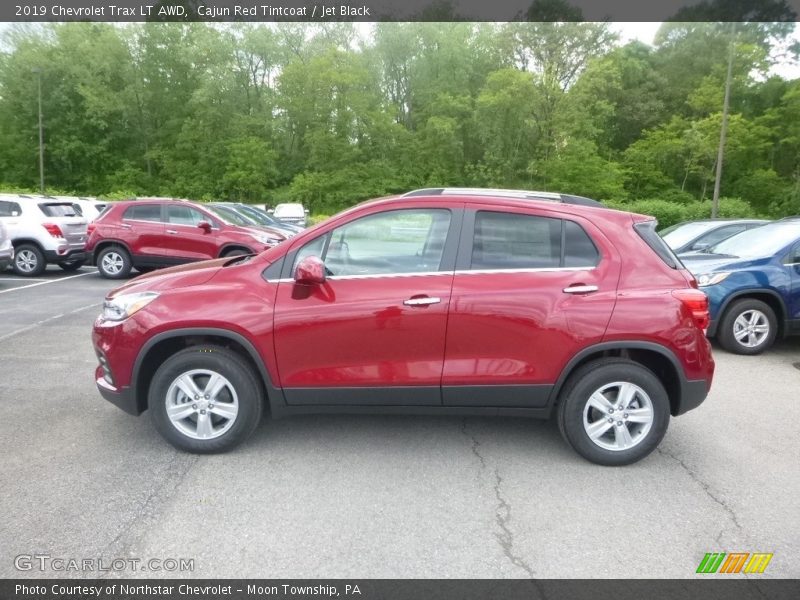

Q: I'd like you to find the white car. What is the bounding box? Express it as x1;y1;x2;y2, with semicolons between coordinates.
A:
0;194;88;276
66;197;109;221
270;203;309;228
0;220;13;272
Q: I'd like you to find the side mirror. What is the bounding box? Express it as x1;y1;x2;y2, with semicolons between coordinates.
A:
294;255;326;285
197;221;212;233
267;209;275;215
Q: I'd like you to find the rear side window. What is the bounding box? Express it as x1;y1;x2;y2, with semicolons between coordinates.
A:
470;211;599;270
0;200;22;217
123;204;162;222
635;221;681;269
39;202;77;217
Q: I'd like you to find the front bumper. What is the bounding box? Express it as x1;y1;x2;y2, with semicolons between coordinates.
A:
96;375;141;415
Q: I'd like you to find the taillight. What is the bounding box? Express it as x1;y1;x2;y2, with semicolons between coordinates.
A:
87;223;96;236
42;223;64;238
672;289;710;331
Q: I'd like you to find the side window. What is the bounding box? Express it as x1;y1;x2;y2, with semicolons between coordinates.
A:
295;209;451;277
697;225;745;249
784;244;800;265
123;204;162;222
471;211;561;269
563;220;600;267
167;205;205;226
0;201;22;217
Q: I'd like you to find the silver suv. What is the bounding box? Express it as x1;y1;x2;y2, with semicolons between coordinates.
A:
0;194;88;276
0;220;13;272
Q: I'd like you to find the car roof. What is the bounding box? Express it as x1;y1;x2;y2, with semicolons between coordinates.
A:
401;187;605;207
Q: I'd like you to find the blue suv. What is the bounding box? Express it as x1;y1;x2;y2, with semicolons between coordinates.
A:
682;218;800;354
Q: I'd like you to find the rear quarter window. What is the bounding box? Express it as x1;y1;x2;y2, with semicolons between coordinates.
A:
635;221;682;269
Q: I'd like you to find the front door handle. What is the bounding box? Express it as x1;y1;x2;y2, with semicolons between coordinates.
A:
563;284;598;294
403;296;441;306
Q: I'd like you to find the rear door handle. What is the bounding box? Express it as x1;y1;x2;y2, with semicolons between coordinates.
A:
166;229;178;234
563;285;598;294
120;223;131;229
403;296;441;306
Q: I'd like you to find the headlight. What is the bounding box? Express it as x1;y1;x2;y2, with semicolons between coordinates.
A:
697;272;731;287
249;233;279;246
102;292;159;322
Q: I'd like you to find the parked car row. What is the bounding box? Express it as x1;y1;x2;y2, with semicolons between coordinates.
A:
659;217;800;355
0;194;307;278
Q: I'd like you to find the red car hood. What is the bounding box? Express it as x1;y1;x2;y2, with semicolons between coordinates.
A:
108;258;230;297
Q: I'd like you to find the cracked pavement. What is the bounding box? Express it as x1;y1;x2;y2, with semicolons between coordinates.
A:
0;268;798;578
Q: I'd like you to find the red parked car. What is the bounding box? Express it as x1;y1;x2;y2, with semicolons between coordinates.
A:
92;189;714;465
85;198;285;278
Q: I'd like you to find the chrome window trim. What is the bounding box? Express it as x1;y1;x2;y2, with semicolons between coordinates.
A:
267;265;595;283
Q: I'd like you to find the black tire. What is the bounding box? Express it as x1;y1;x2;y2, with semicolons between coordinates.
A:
149;346;264;453
12;244;46;276
557;359;670;466
221;248;250;258
96;246;132;279
717;298;777;355
58;259;85;271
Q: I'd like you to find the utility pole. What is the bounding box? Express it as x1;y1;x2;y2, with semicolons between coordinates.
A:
712;23;736;218
32;67;45;194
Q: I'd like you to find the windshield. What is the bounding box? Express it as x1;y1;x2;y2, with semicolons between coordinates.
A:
38;202;78;217
710;222;800;258
238;205;279;226
660;222;717;248
204;205;254;226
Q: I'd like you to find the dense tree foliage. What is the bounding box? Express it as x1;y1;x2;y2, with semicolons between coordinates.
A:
1;21;799;225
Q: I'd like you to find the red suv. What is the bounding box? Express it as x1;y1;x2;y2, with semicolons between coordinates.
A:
92;189;714;465
85;199;285;278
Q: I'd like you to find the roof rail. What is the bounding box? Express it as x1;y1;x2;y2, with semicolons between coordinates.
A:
401;187;604;207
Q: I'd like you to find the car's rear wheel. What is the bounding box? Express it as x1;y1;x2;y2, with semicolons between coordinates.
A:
557;359;670;466
149;346;264;453
12;244;46;276
58;259;85;271
96;246;132;279
717;299;777;355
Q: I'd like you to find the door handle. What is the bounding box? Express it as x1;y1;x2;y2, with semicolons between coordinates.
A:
563;284;598;294
403;296;441;306
166;229;178;234
120;223;131;229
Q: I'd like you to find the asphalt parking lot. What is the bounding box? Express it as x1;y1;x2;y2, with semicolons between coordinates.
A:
0;267;798;579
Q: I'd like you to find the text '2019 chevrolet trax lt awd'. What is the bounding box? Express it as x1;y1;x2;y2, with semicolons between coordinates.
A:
92;190;714;465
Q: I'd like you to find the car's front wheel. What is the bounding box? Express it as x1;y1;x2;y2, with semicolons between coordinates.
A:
149;346;264;453
557;359;670;466
717;299;777;355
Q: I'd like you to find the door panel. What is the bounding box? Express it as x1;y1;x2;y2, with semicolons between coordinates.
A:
442;207;621;407
273;207;458;405
161;205;219;260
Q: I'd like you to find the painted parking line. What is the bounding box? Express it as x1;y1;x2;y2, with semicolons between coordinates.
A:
0;301;102;341
0;271;96;294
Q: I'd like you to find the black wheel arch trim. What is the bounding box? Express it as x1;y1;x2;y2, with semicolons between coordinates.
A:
218;244;256;257
548;340;705;416
131;327;285;415
711;288;788;339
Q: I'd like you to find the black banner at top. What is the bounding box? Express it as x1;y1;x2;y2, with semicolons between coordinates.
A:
4;0;800;23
